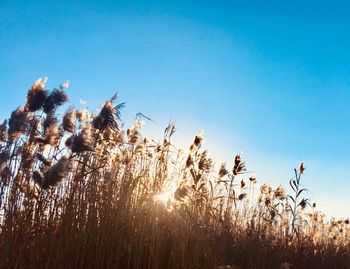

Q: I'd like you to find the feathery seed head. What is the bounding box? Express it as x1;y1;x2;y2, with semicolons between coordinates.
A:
43;89;68;114
232;154;246;175
299;198;308;210
300;162;305;174
70;134;93;153
249;176;257;184
76;108;90;122
26;78;47;112
92;98;124;131
0;120;8;142
186;155;193;168
193;131;204;147
8;107;29;140
42;156;69;189
218;163;229;177
274;186;285;200
62;109;76;133
238;193;247;200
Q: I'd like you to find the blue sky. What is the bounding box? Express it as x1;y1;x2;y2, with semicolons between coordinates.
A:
1;0;350;217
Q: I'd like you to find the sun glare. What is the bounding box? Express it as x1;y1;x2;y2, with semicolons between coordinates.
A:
154;191;173;204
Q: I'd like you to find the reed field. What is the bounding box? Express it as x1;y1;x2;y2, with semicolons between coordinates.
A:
0;78;349;269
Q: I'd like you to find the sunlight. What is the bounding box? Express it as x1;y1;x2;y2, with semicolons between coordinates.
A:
3;0;350;265
154;191;173;204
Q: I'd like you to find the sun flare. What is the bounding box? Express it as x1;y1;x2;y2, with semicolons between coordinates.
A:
154;191;173;204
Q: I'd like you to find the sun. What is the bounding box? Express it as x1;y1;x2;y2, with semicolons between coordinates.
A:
154;191;173;204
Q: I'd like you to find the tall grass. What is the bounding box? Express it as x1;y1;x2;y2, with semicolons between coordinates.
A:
0;78;349;269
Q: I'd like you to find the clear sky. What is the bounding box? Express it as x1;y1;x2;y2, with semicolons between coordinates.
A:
1;0;350;217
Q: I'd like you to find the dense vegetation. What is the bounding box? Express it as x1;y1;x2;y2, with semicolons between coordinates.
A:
0;78;349;269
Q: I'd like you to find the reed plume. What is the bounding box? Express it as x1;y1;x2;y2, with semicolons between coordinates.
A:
25;78;47;112
62;108;76;133
41;156;69;189
7;107;28;140
93;100;125;131
0;120;8;142
232;154;245;175
43;88;68;113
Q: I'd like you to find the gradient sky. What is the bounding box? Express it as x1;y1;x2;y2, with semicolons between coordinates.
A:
1;0;350;217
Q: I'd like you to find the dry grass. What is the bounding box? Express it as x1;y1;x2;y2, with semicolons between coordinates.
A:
0;78;349;269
